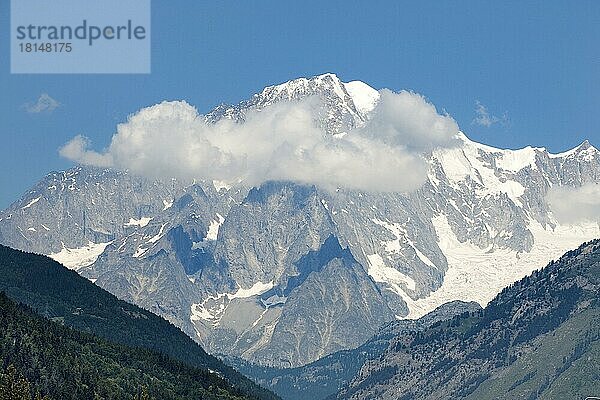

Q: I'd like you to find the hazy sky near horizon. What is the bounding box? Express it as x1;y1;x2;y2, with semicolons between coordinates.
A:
0;1;599;208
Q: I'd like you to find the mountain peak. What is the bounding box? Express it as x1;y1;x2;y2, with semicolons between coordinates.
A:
253;73;379;118
549;139;598;160
313;72;342;81
204;73;378;132
343;80;379;114
577;139;594;150
257;73;347;101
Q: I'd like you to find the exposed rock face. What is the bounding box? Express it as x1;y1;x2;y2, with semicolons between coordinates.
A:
187;182;395;367
0;167;184;255
228;301;481;400
1;73;599;368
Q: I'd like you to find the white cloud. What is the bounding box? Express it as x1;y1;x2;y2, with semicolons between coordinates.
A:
361;90;459;151
58;135;113;167
472;100;505;127
59;90;460;193
546;184;600;224
23;93;60;113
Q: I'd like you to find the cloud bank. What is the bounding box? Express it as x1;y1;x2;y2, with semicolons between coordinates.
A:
24;93;60;113
472;100;505;128
546;184;600;224
59;90;459;193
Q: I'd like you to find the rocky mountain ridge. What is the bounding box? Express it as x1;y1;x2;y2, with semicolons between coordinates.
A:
1;73;599;367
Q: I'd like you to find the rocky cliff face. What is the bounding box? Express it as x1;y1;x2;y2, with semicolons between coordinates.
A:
228;300;481;400
188;182;395;366
1;73;599;368
0;167;184;256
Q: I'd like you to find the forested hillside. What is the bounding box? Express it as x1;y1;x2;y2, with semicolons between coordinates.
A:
0;245;277;400
0;292;250;399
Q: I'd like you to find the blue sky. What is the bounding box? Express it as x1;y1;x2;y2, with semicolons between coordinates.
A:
1;1;599;208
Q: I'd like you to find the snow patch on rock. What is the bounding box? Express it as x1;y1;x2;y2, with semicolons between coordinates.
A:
344;81;380;115
205;213;225;241
190;281;274;326
22;197;41;210
49;241;113;270
124;217;152;227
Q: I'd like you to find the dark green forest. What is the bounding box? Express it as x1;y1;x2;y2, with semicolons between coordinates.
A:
0;291;248;399
0;245;278;400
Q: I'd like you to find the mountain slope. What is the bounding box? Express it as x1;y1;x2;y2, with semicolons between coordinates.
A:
338;239;600;400
0;244;278;400
1;73;599;367
227;301;481;400
0;291;252;400
0;167;186;258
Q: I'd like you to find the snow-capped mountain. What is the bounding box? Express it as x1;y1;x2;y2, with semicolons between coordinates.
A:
204;73;376;134
1;73;599;368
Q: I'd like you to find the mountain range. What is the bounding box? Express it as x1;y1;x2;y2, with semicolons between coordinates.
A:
1;73;599;369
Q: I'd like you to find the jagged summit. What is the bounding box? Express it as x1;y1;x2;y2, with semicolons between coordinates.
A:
452;131;598;175
251;73;352;106
147;73;594;164
549;138;598;160
204;73;379;132
571;138;597;154
253;73;379;114
259;73;343;94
